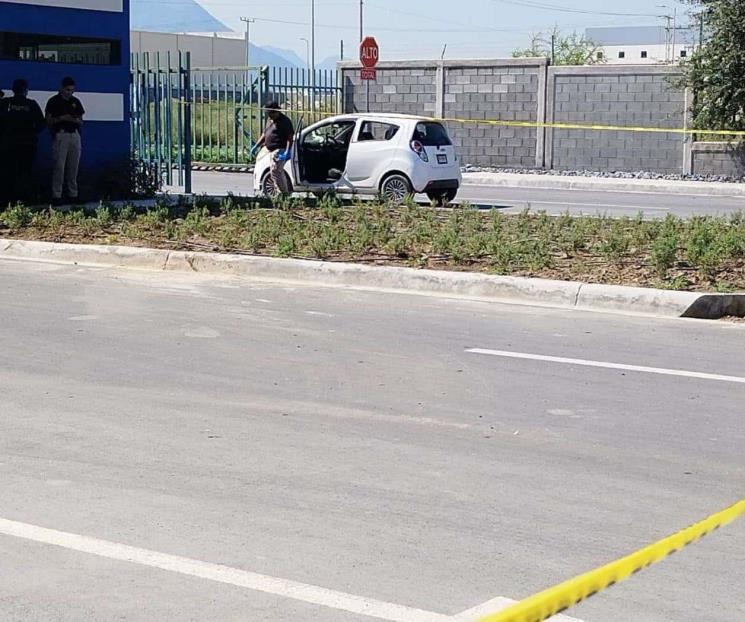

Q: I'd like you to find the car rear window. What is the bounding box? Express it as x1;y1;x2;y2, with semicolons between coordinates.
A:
412;122;452;146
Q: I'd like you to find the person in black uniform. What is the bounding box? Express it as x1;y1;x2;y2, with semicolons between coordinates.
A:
0;79;45;207
45;77;85;204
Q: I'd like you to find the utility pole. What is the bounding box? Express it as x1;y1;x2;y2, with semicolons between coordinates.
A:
240;17;255;68
340;40;344;61
551;33;556;65
672;6;678;63
359;0;364;42
698;11;705;50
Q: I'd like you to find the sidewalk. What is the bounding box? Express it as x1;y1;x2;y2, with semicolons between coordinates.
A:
462;172;745;197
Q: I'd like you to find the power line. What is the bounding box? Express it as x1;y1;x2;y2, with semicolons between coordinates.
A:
364;1;525;34
247;16;527;34
492;0;661;18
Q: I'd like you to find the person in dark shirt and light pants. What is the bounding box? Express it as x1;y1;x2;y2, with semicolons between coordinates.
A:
45;77;85;203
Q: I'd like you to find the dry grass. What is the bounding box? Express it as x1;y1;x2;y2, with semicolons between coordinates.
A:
2;196;744;292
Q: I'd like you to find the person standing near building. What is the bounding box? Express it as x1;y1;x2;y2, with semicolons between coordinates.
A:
251;102;294;195
45;77;85;204
0;79;45;207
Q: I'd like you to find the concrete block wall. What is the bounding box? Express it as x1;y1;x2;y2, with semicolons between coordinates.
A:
340;60;745;176
443;63;543;168
340;59;546;168
342;63;438;117
691;142;745;177
547;66;686;173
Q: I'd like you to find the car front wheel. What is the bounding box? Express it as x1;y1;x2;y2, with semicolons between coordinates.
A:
380;174;413;204
261;171;293;197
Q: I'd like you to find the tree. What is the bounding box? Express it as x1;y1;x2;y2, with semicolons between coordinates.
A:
511;28;604;65
681;1;745;131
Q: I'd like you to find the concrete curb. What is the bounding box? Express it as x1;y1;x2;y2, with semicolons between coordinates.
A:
462;172;745;197
1;238;743;319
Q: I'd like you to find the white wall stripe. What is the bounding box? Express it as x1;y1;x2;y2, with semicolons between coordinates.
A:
2;90;124;122
0;0;122;13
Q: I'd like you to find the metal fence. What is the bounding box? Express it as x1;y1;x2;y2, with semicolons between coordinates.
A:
130;51;192;191
131;52;342;191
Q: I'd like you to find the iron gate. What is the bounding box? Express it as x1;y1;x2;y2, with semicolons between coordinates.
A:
131;52;343;193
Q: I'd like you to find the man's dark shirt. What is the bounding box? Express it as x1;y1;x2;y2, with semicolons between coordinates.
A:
264;114;294;151
45;93;85;133
0;96;45;146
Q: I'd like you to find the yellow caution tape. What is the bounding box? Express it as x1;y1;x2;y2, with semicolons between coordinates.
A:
477;498;745;622
440;116;745;137
283;107;745;137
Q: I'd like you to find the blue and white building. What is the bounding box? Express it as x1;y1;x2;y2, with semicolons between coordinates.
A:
0;0;130;198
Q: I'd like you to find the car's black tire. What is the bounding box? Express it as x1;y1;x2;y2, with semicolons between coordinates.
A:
380;173;413;204
261;171;293;197
426;189;457;206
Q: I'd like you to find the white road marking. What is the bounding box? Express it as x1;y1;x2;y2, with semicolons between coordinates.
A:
466;349;745;384
0;517;588;622
0;517;451;622
183;326;221;339
68;315;100;321
455;596;583;621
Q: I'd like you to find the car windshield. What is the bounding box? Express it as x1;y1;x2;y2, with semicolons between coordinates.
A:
304;122;355;146
412;122;452;147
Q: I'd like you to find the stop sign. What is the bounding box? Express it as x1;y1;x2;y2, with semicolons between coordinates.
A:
359;36;379;68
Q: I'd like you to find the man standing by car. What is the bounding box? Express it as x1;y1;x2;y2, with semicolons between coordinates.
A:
0;79;45;207
45;76;85;204
251;102;294;195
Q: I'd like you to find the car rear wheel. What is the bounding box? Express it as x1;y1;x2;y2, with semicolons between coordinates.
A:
426;189;457;206
380;174;413;204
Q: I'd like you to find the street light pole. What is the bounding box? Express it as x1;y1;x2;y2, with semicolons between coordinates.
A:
359;0;363;42
310;0;315;75
300;37;310;73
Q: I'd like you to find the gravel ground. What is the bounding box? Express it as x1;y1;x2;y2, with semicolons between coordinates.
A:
461;165;745;184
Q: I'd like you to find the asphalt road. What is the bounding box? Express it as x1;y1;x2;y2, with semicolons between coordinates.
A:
183;171;745;218
1;258;744;622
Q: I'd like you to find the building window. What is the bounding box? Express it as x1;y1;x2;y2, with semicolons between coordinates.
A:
680;50;687;58
596;51;604;60
0;32;121;65
618;51;625;59
641;50;648;59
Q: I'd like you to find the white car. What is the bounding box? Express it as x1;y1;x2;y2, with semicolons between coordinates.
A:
253;113;461;204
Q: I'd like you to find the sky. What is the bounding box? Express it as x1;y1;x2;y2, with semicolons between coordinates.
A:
192;0;689;62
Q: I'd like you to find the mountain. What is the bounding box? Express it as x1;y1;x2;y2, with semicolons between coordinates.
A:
263;46;306;69
130;0;228;33
262;47;340;72
318;56;340;71
246;44;303;69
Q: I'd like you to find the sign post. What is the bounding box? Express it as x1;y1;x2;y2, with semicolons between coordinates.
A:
359;35;378;111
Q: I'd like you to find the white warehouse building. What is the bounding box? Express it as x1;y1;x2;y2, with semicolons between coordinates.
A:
586;26;697;65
